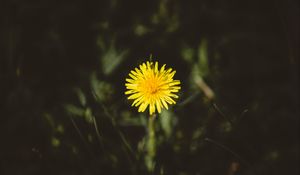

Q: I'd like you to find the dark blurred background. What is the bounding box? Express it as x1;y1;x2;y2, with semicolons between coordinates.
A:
0;0;299;174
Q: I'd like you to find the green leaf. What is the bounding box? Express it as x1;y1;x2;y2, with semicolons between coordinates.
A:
74;88;86;106
197;38;209;77
64;104;85;116
101;44;128;75
159;110;175;138
90;73;114;102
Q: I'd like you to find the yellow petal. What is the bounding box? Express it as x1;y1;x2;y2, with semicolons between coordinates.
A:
156;100;162;113
169;93;179;98
128;93;142;99
138;102;148;112
125;90;137;95
168;80;180;86
132;96;145;106
164;96;176;104
149;103;155;115
129;73;137;80
160;64;166;73
161;99;169;110
126;78;135;83
155;62;158;74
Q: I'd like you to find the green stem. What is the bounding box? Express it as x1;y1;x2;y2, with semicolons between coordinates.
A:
146;113;156;172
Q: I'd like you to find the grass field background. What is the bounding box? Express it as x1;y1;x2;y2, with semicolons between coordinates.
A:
0;0;299;174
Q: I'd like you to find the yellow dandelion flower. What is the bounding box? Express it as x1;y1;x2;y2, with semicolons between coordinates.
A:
125;61;181;115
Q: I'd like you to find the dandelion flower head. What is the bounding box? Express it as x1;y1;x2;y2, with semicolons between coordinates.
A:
125;61;181;115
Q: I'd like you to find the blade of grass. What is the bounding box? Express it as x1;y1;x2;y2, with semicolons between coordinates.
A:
204;138;253;171
212;103;234;126
69;115;93;157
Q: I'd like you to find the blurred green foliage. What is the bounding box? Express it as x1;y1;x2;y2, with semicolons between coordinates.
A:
0;0;299;175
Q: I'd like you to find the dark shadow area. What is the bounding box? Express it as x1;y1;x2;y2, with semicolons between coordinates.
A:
0;0;299;174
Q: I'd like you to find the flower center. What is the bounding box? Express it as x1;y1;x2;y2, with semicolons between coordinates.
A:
142;78;159;95
148;84;158;94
